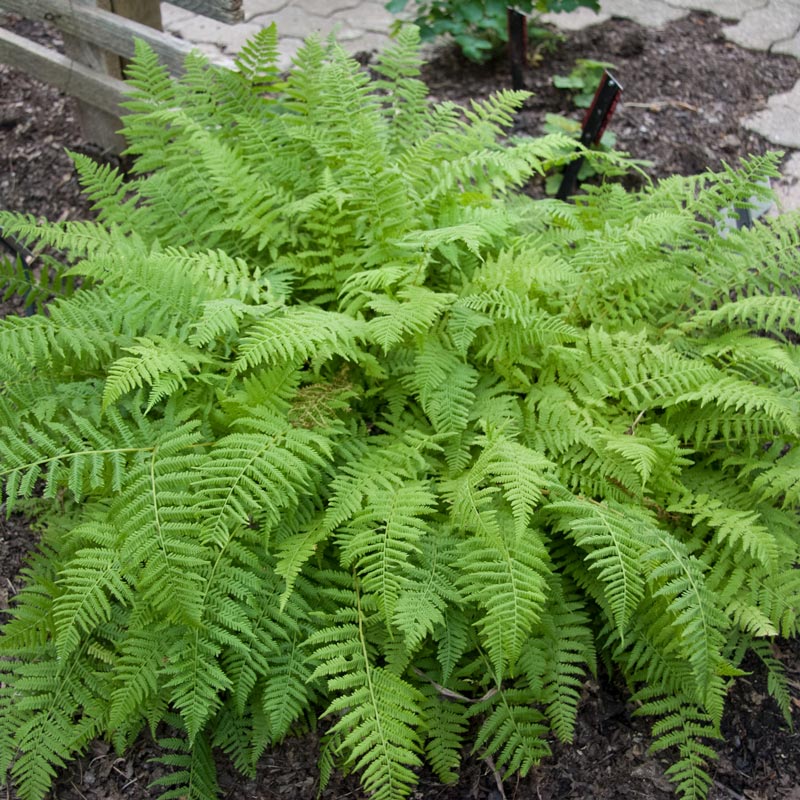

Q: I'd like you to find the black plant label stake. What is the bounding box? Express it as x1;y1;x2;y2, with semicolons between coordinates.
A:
508;7;528;91
556;70;623;201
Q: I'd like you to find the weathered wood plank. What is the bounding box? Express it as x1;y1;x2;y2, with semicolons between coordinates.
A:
166;0;242;25
0;26;127;117
60;0;126;152
0;0;193;74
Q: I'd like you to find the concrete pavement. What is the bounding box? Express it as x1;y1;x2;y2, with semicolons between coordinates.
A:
162;0;800;210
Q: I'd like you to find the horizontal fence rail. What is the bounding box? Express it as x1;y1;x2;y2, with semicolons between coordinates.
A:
0;0;241;148
2;0;195;74
0;25;126;115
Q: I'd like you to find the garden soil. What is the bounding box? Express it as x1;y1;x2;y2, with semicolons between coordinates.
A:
2;9;800;800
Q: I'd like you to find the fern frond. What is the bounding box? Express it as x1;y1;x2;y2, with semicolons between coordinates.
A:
113;423;209;621
549;497;656;638
519;578;595;742
456;521;549;678
337;481;436;622
108;624;172;731
0;250;76;313
393;534;461;653
308;600;424;800
233;21;281;89
367;286;456;352
150;725;220;800
8;650;107;800
234;306;365;372
103;336;213;411
163;630;231;743
53;538;133;660
194;413;329;546
421;688;468;784
634;688;721;800
748;638;793;727
0;412;153;511
644;534;729;717
468;686;551;778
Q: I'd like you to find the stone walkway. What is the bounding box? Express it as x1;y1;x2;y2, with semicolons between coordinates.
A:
163;0;800;210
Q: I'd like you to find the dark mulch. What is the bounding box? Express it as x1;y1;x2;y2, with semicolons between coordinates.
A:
420;12;800;191
2;8;800;800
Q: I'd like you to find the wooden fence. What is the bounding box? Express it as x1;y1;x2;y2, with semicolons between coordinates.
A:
0;0;242;150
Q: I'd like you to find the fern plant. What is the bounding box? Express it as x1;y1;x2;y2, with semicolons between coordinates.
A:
1;24;799;800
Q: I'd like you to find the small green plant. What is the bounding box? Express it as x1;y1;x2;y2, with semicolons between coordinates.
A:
552;57;616;107
541;111;631;193
1;24;799;800
386;0;601;62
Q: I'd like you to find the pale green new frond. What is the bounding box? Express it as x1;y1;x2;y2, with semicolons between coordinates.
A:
320;430;434;534
308;607;424;800
113;426;209;621
435;607;470;685
549;497;655;638
0;249;76;315
163;630;232;743
456;522;549;678
338;481;436;621
108;624;172;730
569;327;719;411
9;652;107;800
274;519;329;608
519;579;596;743
0;413;146;512
221;589;280;715
260;624;316;741
393;534;461;653
234;306;365;372
751;446;800;508
372;26;429;152
485;437;552;538
103;336;213;411
447;302;492;357
462;287;579;346
188;298;252;348
0;211;132;261
686;294;800;337
367;286;456;352
669;491;780;568
0;575;54;655
160;248;274;304
233;22;281;88
0;287;127;372
748;638;793;727
69;151;138;232
675;374;799;436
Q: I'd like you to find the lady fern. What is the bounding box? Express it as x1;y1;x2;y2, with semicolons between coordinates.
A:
1;22;799;800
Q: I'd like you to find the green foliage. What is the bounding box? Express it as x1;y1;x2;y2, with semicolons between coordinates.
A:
385;0;601;62
540;111;641;195
552;57;616;107
1;23;799;800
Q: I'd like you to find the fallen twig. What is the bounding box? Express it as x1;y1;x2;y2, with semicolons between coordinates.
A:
484;755;507;799
712;779;748;800
412;667;498;704
625;100;700;112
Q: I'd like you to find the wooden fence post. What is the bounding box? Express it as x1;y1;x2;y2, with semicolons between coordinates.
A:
62;0;163;153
